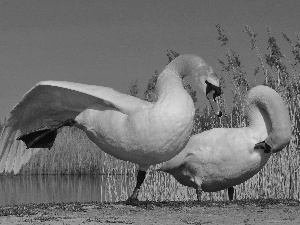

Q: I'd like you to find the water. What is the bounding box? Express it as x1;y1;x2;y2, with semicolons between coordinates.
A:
0;174;233;206
0;175;135;206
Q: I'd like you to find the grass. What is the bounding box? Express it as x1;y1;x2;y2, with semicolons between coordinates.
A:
2;25;300;202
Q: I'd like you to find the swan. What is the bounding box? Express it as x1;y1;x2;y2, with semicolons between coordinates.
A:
0;54;222;203
159;85;292;201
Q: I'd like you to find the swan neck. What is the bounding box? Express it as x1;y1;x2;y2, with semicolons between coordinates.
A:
155;55;203;96
247;104;270;137
246;86;291;153
156;69;183;91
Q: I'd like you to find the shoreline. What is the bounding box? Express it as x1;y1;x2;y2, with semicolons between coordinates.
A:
1;199;300;225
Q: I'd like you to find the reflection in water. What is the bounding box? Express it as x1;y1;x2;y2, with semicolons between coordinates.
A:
0;173;234;206
0;175;135;206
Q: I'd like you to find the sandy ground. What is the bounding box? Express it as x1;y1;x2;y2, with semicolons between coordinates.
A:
0;199;300;225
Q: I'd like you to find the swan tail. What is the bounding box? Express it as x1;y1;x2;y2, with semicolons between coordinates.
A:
16;119;75;149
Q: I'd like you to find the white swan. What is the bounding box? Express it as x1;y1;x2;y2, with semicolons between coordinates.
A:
159;85;291;201
0;54;222;203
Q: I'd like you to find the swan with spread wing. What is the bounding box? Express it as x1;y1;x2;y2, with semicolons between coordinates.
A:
159;85;291;201
0;54;222;203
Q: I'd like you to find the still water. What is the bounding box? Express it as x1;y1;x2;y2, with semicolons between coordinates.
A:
0;175;135;206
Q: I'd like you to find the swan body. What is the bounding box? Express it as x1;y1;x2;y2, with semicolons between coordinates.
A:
0;54;221;202
159;85;291;200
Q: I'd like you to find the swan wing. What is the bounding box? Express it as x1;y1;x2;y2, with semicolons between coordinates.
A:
0;80;147;174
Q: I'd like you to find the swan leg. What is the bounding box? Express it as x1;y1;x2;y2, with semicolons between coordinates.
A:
228;187;234;201
17;119;76;149
196;186;202;202
193;176;203;202
125;170;146;205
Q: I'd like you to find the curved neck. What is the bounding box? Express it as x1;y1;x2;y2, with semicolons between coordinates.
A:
155;55;206;98
149;55;198;136
246;86;291;152
247;103;272;138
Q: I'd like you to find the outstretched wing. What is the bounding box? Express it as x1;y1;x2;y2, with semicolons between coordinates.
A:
0;80;148;174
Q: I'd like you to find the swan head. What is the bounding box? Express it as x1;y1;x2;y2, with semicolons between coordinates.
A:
195;65;222;117
205;79;222;117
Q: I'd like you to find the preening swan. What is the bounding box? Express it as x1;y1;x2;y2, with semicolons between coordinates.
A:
159;85;291;201
0;54;222;203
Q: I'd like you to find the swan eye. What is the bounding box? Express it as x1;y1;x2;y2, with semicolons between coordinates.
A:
205;81;221;99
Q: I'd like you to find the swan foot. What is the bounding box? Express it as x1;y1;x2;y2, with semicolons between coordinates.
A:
17;127;58;149
125;191;140;206
17;119;76;149
228;187;234;201
254;141;271;153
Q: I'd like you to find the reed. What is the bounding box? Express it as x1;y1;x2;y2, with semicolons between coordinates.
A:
19;128;137;175
4;25;300;201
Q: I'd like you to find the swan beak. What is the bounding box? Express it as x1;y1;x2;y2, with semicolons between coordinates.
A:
254;141;272;153
206;91;222;117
